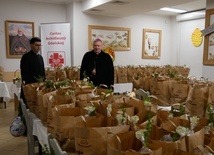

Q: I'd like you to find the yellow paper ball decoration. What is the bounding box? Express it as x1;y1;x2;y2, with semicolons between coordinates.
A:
191;28;203;47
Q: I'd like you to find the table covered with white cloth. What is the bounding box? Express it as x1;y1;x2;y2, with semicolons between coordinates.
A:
32;116;48;148
0;81;11;108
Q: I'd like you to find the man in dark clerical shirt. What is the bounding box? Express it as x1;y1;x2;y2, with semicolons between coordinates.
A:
20;37;45;108
80;38;114;88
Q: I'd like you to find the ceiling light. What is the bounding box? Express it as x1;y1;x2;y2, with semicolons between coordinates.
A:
176;10;205;22
160;7;187;13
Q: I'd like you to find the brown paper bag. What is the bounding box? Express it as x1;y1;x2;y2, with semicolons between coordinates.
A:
75;125;130;155
37;88;54;122
161;117;190;132
127;66;137;83
65;66;80;80
208;85;214;105
45;67;56;80
138;109;157;128
132;77;143;90
191;145;214;155
173;149;192;155
55;68;67;81
141;77;151;92
185;126;205;152
150;77;170;106
55;114;104;143
107;131;162;155
117;66;128;83
177;66;190;78
157;109;170;126
23;82;44;116
205;85;214;122
169;81;189;104
185;82;209;117
150;125;187;155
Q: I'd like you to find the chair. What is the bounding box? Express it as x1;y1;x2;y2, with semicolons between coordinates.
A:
20;99;40;155
48;133;68;155
134;88;150;100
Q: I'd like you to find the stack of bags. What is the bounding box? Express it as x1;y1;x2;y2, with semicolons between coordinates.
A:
21;65;214;155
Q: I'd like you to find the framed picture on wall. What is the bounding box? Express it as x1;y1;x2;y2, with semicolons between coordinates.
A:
142;28;162;59
88;25;131;51
203;9;214;65
5;20;34;58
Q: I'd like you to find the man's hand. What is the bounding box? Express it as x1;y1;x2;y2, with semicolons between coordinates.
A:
92;69;96;75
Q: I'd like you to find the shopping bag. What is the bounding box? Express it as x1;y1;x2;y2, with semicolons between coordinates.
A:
74;119;130;155
107;131;162;155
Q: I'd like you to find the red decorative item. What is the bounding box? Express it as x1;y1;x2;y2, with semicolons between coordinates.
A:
48;52;65;67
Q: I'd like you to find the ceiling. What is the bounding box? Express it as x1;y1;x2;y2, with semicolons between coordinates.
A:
28;0;206;17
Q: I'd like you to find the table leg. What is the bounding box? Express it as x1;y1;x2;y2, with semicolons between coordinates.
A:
4;101;6;109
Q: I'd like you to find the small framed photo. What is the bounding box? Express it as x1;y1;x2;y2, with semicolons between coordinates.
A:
142;28;162;59
5;20;34;58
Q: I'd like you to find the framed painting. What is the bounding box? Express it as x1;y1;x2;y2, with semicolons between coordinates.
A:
142;28;162;59
88;25;131;51
5;20;34;58
203;9;214;65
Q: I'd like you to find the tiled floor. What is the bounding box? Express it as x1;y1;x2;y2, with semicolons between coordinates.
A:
0;100;28;155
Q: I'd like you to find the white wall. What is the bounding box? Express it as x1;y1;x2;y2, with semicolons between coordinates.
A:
71;2;172;67
177;19;205;78
0;0;66;72
0;0;212;81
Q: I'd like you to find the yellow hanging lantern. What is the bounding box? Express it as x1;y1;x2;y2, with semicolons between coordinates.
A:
191;28;203;47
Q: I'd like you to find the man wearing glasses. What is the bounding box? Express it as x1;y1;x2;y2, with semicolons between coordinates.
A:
20;37;45;108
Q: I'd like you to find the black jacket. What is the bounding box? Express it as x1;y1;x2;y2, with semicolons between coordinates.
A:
80;50;114;88
20;50;45;84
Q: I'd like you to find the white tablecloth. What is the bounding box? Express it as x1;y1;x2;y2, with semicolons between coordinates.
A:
10;83;21;100
32;116;48;148
0;82;11;104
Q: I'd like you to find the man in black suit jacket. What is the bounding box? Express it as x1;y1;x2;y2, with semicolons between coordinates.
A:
20;37;45;107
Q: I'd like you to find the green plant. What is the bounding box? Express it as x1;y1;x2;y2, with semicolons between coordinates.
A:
172;132;179;141
45;80;54;89
167;69;178;78
42;144;50;155
88;81;95;88
207;104;214;124
170;104;185;117
143;94;152;107
152;72;159;78
143;112;153;148
55;79;69;89
82;70;87;79
34;75;45;83
84;104;96;116
179;104;185;116
134;73;140;80
102;89;113;100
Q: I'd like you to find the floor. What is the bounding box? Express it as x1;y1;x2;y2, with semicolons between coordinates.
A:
0;100;28;155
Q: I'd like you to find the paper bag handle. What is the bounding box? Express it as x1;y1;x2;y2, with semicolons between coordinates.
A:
197;145;214;154
107;132;122;155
